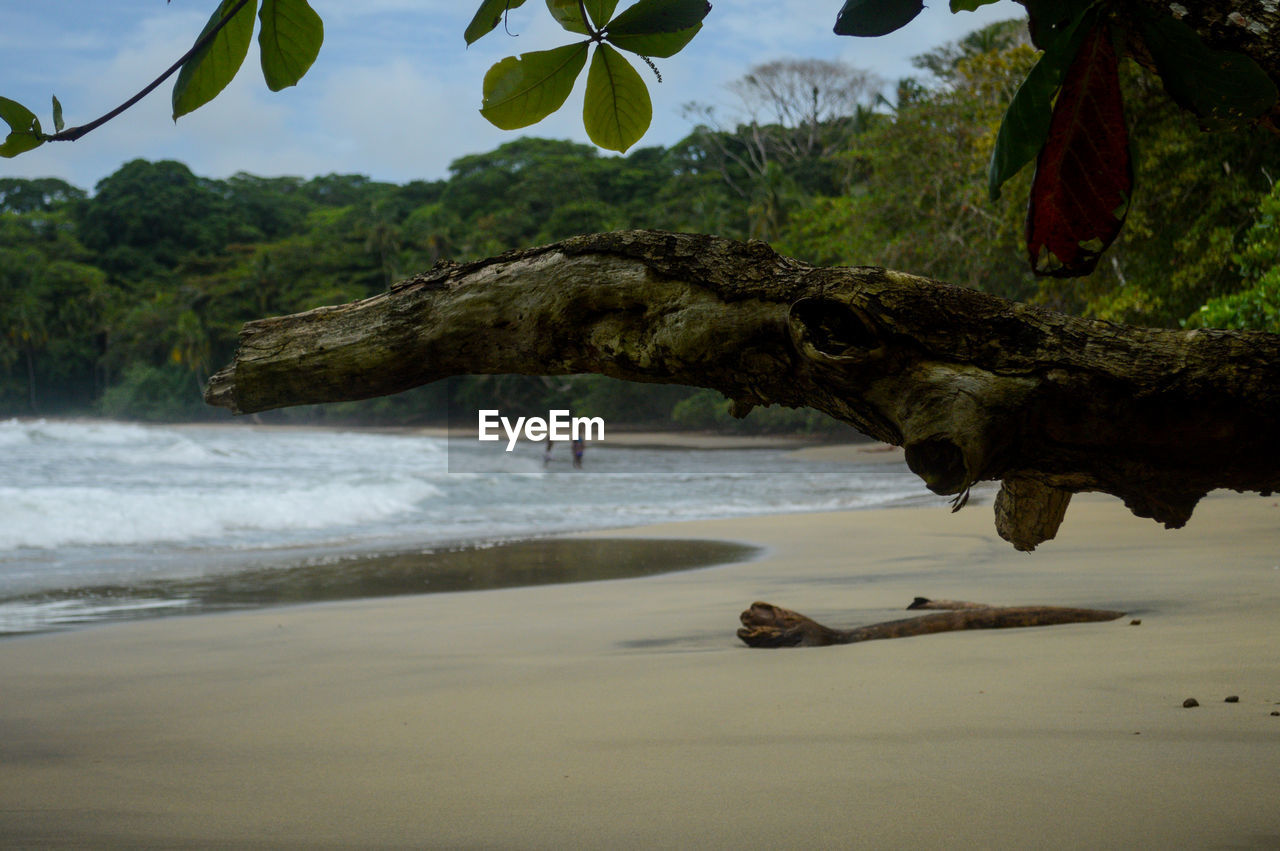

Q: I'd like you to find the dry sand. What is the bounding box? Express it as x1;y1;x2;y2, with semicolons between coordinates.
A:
2;492;1279;848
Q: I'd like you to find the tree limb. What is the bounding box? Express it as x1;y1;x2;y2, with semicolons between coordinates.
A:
205;230;1280;549
736;599;1126;648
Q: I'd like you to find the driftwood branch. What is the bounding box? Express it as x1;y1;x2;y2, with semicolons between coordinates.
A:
205;230;1280;549
736;599;1126;648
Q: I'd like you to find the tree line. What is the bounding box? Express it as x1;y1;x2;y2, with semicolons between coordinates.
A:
3;21;1278;428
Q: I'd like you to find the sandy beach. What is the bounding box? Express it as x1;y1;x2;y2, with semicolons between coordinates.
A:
3;487;1279;848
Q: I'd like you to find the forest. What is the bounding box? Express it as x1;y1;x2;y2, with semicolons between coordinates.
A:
3;20;1279;429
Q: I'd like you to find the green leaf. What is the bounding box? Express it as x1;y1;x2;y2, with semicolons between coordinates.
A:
986;5;1097;200
585;0;619;28
583;43;651;152
465;0;529;45
51;95;64;133
480;42;589;130
172;0;259;119
0;96;44;158
546;0;590;34
0;97;38;134
607;23;700;58
987;50;1067;200
833;0;923;37
949;0;1000;10
1024;0;1096;52
259;0;324;91
1138;13;1277;129
607;0;711;36
0;132;42;158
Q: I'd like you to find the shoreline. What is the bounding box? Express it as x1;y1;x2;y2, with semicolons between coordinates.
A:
8;415;866;451
0;536;761;638
0;492;941;637
3;420;929;637
3;491;1279;846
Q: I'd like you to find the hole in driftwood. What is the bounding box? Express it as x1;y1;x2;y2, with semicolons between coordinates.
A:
789;298;879;356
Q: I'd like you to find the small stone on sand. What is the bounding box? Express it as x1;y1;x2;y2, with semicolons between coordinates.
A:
1183;698;1199;708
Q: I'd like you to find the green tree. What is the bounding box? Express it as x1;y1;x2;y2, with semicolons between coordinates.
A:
0;177;85;213
223;172;313;242
0;202;112;412
76;159;239;279
780;34;1040;301
1190;182;1280;333
682;59;882;241
780;23;1280;329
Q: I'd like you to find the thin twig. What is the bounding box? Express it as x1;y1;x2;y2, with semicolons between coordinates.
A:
576;0;603;42
47;0;254;143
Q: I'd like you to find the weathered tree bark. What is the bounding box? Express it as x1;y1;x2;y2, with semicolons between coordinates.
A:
737;600;1125;648
205;230;1280;549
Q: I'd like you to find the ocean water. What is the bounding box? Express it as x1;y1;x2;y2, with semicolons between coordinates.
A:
0;418;939;633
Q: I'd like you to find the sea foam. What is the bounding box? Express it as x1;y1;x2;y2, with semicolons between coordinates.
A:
0;479;443;550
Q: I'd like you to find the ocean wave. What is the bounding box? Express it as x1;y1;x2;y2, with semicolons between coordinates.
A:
0;478;443;550
0;420;939;605
2;418;165;446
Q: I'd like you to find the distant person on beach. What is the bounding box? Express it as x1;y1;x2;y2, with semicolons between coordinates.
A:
544;440;554;467
572;438;584;468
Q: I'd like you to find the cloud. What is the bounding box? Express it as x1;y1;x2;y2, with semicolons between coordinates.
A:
306;58;508;181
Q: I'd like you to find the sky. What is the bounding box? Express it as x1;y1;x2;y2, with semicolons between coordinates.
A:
0;1;1023;191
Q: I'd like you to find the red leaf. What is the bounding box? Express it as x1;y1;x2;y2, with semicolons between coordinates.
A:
1026;23;1131;278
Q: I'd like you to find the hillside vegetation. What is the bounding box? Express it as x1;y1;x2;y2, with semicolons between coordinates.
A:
4;23;1278;427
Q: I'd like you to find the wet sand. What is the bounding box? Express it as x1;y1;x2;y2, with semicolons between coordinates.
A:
1;538;756;635
2;492;1279;848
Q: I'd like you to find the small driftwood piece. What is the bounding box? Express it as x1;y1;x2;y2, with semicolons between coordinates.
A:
737;598;1125;648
